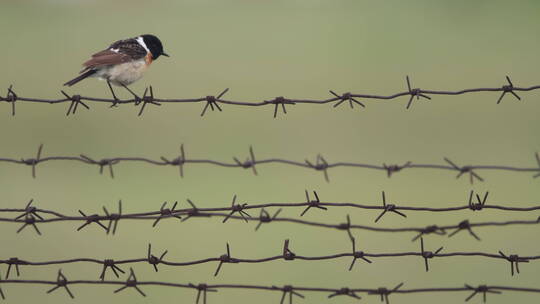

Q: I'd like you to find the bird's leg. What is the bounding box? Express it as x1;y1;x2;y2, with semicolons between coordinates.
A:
107;81;120;107
121;84;141;105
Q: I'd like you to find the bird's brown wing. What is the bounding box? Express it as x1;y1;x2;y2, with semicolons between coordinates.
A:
80;49;131;72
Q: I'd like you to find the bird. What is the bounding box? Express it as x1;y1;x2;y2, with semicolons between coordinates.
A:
64;34;168;101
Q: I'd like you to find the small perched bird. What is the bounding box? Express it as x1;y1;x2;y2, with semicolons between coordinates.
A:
64;34;168;100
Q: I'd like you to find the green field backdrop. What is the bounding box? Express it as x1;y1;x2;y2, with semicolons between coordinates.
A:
1;1;539;303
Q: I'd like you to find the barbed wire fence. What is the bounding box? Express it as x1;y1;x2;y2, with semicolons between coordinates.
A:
1;144;540;183
2;272;540;303
1;191;540;240
2;77;540;303
1;76;539;116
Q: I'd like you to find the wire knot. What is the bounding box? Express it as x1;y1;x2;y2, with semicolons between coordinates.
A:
100;258;125;280
61;90;89;116
419;238;443;272
147;244;168;272
46;270;74;298
368;283;403;304
153;201;182;227
328;287;361;299
499;251;529;276
300;190;327;216
77;210;107;231
468;190;489;211
374;191;407;223
200;88;227;116
213;243;234;276
465;284;502;302
383;162;411;177
444;157;484;184
405;76;431;109
6;258;26;279
233;146;258;175
497;76;521;104
329;90;365;109
412;225;446;242
268;96;295;118
223;195;251;223
114;268;146;297
305;154;330;182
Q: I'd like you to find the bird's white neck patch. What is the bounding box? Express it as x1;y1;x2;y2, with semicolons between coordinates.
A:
136;36;151;54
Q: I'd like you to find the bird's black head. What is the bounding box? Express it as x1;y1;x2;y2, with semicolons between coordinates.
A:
141;34;169;60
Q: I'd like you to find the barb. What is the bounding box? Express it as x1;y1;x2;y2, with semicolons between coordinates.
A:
1;241;538;276
2;146;539;182
4;76;539;116
2;191;540;238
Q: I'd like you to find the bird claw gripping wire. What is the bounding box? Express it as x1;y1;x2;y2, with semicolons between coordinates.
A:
255;208;282;231
444;157;484;184
498;251;529;276
274;285;305;304
419;238;443;272
368;283;404;304
405;76;431;109
77;210;108;232
46;269;74;298
189;283;217;304
300;190;328;216
383;161;412;178
305;155;330;182
102;200;122;235
282;239;296;261
79;154;119;178
2;84;17;116
20;144;43;178
147;243;168;272
468;190;489;211
464;284;501;302
201;88;228;117
137;86;161;116
153;201;182;227
497;76;521;104
448;220;481;241
214;243;236;276
349;237;372;271
233;146;258;175
411;225;446;242
267;96;295;118
329;90;365;109
99;259;125;280
60;90;89;116
223;195;251;223
114;268;146;297
161;144;186;178
374;191;406;223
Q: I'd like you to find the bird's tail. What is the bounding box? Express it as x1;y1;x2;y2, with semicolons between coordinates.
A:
63;69;96;86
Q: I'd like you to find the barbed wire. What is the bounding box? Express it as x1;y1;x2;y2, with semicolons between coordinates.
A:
1;76;538;116
1;145;540;183
1;191;540;240
1;237;537;279
1;268;539;303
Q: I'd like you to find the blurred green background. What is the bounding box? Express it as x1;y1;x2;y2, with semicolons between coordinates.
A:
1;0;539;303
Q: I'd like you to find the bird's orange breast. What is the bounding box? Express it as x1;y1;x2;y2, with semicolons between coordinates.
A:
145;53;153;66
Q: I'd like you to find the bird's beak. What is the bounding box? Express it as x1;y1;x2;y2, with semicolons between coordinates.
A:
162;52;170;57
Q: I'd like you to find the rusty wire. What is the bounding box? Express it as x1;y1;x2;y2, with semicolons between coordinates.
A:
1;238;537;280
1;269;540;303
1;191;540;240
0;76;538;116
1;145;540;183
